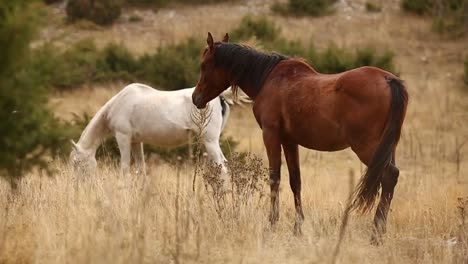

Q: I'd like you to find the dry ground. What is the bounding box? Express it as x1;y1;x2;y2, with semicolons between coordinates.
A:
1;0;468;263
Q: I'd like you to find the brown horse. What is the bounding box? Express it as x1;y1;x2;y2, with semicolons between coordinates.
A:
192;33;408;243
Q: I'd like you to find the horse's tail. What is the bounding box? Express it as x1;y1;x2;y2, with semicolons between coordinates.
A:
351;77;408;214
77;84;133;143
219;96;230;132
220;86;252;105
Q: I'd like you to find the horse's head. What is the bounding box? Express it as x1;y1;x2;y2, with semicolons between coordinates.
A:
69;140;97;177
192;32;231;109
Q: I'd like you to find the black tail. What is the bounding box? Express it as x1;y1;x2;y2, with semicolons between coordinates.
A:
351;77;408;214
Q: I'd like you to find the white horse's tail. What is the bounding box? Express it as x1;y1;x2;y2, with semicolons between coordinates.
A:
75;84;131;146
218;86;251;132
220;86;252;105
219;96;230;132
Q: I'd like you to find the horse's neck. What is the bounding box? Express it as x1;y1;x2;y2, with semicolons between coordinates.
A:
78;111;108;155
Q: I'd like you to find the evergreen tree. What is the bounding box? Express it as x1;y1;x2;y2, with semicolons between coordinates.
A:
0;0;68;187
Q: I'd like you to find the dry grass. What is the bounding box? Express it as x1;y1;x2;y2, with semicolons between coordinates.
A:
3;0;468;263
0;119;467;263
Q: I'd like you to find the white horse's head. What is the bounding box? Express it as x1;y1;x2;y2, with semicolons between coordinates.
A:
69;140;97;177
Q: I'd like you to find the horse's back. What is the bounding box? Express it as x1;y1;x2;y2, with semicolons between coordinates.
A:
257;62;396;154
105;83;223;147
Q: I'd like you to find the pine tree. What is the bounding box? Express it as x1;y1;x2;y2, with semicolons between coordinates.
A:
0;0;68;187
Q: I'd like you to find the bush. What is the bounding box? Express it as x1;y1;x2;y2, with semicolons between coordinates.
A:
0;0;72;186
315;44;355;73
431;0;467;36
365;1;382;12
33;39;102;90
231;16;281;42
66;0;122;26
124;0;236;8
44;0;62;4
308;45;395;74
269;38;306;57
34;40;140;90
138;38;203;90
401;0;467;36
401;0;431;15
34;38;203;91
272;0;337;17
354;47;395;73
96;43;139;81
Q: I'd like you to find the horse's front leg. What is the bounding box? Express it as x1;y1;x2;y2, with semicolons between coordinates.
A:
115;132;131;177
262;128;282;227
203;139;228;188
131;142;146;176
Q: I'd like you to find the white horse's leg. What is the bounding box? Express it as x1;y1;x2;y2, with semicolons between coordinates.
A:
204;139;228;187
131;142;146;176
115;132;131;176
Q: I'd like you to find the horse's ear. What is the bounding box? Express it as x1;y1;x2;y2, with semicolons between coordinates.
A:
70;140;80;151
222;33;229;43
207;32;214;50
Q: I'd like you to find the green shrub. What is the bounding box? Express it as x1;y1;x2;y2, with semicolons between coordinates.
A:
34;40;140;90
96;43;139;81
268;39;306;57
138;38;203;90
401;0;431;15
231;16;281;42
33;39;102;90
124;0;236;8
401;0;467;36
66;0;122;26
311;45;395;74
431;0;467;36
0;0;72;186
272;0;337;17
354;47;395;73
365;1;382;12
44;0;62;4
124;0;168;8
36;38;203;91
315;44;354;73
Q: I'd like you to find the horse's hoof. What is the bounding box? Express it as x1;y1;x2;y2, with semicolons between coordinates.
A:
370;233;383;246
293;223;303;236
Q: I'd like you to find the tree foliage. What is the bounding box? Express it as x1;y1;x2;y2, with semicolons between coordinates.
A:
0;0;70;187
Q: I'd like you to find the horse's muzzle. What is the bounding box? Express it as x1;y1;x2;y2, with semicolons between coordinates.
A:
192;93;206;109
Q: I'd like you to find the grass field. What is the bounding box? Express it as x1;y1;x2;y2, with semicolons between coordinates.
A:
1;0;468;263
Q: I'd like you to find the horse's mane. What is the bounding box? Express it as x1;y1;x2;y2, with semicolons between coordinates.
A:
214;43;288;94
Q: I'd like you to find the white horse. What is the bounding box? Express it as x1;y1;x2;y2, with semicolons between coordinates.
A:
70;83;248;178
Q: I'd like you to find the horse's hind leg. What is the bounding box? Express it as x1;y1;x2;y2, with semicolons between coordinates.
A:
131;142;146;176
115;132;131;177
371;154;399;245
283;142;304;236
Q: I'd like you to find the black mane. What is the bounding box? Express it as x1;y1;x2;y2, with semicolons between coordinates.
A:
214;43;288;93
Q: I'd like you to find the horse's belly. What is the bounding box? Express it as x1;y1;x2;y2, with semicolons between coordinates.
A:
133;127;190;147
285;121;349;151
298;135;349;151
